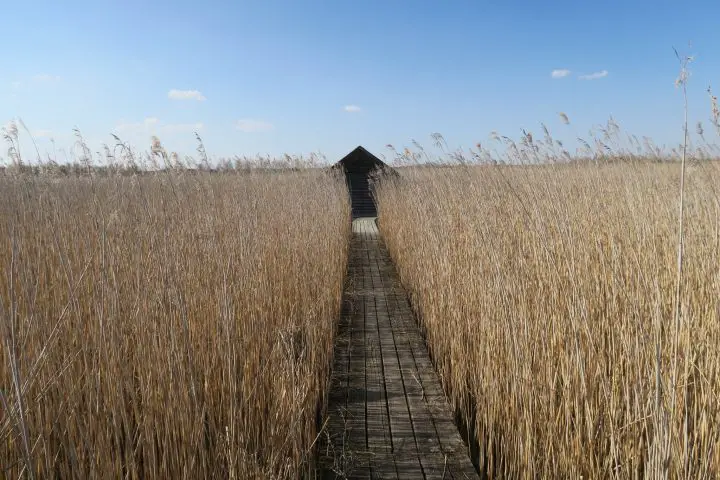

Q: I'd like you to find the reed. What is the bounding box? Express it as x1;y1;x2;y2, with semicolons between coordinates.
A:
1;169;350;478
375;158;720;478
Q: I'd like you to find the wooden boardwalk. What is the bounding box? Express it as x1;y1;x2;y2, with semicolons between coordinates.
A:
318;218;478;479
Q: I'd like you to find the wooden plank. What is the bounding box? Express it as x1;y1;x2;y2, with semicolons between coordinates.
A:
318;218;478;479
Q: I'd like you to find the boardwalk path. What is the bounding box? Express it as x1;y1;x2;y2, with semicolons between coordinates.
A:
319;218;478;479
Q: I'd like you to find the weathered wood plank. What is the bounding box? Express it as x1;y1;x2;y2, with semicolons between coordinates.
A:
318;218;478;479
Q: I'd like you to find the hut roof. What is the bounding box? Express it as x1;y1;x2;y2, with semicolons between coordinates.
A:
333;146;389;174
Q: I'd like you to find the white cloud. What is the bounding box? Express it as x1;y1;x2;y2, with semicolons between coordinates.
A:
551;69;571;79
9;75;61;89
33;129;54;138
344;105;362;112
235;119;274;132
162;122;204;134
168;89;206;101
114;117;203;136
32;74;61;83
115;117;159;133
579;70;608;80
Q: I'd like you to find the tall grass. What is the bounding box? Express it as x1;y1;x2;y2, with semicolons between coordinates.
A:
1;169;350;478
375;158;720;478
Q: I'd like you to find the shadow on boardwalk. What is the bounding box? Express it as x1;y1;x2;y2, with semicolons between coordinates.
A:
318;218;478;480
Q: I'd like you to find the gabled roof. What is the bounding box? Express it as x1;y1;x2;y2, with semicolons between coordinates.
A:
333;146;389;174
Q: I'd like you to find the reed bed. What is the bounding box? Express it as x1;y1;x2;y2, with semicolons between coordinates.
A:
1;169;350;478
375;159;720;478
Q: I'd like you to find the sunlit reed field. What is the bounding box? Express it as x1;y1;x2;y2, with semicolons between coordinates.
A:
375;160;720;478
1;170;350;478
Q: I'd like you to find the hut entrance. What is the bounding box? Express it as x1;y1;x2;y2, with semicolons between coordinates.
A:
333;146;393;218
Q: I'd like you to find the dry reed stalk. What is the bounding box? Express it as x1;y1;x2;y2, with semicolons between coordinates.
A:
1;169;350;478
375;159;720;478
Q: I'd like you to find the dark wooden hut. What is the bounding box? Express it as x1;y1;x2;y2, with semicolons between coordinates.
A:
333;146;395;218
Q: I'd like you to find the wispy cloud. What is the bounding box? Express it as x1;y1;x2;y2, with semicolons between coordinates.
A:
162;122;204;134
10;74;61;89
168;89;207;101
344;105;362;112
551;69;571;79
115;117;160;133
579;70;608;80
33;129;54;138
235;119;274;132
114;117;203;136
32;74;61;83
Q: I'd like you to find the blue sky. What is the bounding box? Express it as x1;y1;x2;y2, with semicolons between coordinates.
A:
2;0;720;164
